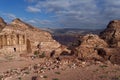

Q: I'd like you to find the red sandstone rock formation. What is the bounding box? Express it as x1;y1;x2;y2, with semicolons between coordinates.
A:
100;20;120;47
75;20;120;64
0;17;6;30
0;18;68;57
97;48;120;64
99;20;120;64
76;34;108;60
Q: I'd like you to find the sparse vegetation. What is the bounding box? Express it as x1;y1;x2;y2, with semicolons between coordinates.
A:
93;69;99;73
99;65;108;68
34;51;46;58
34;51;39;56
0;75;3;80
52;78;59;80
111;76;120;80
24;71;30;74
43;75;48;78
39;52;46;58
33;64;38;70
18;77;22;80
55;71;61;75
99;75;107;79
105;71;109;74
111;70;117;73
0;18;120;80
4;54;15;60
40;67;44;70
31;76;37;80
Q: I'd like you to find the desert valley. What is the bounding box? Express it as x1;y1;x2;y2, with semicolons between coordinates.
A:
0;17;119;80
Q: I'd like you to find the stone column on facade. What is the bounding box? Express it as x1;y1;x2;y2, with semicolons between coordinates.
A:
0;35;2;48
18;34;22;52
1;35;3;46
6;35;12;46
19;34;25;45
2;35;7;46
22;35;24;45
18;34;21;45
12;34;18;45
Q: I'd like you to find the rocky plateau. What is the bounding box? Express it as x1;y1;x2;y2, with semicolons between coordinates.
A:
0;17;120;80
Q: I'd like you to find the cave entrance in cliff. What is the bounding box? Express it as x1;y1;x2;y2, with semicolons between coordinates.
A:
14;48;16;52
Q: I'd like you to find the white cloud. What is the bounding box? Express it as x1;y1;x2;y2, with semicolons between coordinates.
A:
4;13;16;20
26;6;41;13
26;19;59;28
24;0;38;3
27;19;37;24
25;0;120;29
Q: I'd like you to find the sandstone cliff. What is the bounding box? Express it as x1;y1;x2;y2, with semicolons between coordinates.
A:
76;34;108;60
0;18;68;57
99;20;120;64
100;20;120;47
75;20;120;64
0;17;6;31
97;48;120;64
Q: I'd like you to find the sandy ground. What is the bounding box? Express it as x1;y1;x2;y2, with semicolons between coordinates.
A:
0;57;120;80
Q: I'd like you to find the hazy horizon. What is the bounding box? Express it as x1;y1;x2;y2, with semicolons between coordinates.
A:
0;0;120;29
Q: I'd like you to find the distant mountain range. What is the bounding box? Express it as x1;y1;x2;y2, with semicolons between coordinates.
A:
42;28;104;35
41;28;104;46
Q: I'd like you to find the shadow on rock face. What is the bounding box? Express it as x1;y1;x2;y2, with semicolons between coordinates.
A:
50;50;55;57
97;48;120;65
31;76;38;80
60;51;71;56
110;53;120;65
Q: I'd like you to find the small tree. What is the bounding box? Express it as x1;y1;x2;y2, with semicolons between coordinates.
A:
34;51;39;57
39;51;46;58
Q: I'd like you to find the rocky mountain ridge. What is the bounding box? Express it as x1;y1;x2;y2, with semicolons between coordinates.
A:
0;17;69;57
0;17;120;65
75;20;120;64
100;20;120;47
0;17;6;30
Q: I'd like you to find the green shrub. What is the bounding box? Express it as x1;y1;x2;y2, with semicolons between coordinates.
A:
55;72;61;75
99;75;107;79
34;51;39;56
93;69;99;73
52;78;59;80
24;71;30;74
0;75;3;80
39;52;46;58
99;65;108;68
111;76;120;80
18;77;22;80
43;75;48;78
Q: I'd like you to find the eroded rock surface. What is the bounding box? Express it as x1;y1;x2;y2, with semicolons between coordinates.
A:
97;48;120;64
99;20;120;64
0;17;67;57
0;17;6;30
76;34;108;60
100;20;120;47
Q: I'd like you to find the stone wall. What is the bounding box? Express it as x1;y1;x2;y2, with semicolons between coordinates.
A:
0;33;26;54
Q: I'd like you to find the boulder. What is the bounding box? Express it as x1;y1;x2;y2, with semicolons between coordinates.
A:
97;48;120;65
99;20;120;64
76;34;108;60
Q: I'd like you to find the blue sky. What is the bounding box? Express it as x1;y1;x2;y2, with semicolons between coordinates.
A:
0;0;120;29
